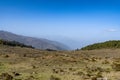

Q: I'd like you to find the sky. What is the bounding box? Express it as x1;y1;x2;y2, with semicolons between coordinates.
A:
0;0;120;49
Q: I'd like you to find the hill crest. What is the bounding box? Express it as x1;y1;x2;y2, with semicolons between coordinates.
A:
81;40;120;50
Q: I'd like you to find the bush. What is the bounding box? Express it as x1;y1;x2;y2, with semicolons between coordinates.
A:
0;73;13;80
112;62;120;71
50;75;61;80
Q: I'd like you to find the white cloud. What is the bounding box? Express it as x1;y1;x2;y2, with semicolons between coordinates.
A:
107;29;117;32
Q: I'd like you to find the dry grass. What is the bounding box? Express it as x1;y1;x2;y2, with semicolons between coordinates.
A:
0;45;120;80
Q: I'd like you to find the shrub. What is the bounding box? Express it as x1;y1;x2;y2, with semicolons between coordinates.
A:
0;73;13;80
50;75;61;80
112;62;120;71
75;71;85;76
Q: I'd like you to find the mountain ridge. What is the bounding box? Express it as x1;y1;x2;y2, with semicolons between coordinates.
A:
0;30;69;50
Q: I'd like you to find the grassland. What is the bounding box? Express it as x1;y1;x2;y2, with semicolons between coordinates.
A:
0;45;120;80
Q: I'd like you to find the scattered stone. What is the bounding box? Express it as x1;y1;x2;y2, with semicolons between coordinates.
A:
4;55;9;58
12;72;21;76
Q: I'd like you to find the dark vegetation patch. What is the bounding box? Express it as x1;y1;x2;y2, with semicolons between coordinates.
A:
81;40;120;50
0;73;13;80
0;39;34;48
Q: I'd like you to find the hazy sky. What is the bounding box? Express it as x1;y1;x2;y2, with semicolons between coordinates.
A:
0;0;120;49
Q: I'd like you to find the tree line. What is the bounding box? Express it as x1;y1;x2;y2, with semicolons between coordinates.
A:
0;39;34;48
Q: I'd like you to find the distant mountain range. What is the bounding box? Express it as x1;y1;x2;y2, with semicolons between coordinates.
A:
0;30;69;50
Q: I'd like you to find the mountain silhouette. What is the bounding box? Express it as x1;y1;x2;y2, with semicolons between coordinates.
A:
0;30;69;50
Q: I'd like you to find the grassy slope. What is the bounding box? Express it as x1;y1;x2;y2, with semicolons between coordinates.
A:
81;40;120;50
0;45;120;80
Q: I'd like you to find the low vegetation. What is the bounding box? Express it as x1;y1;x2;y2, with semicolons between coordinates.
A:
81;40;120;50
0;39;34;48
0;42;120;80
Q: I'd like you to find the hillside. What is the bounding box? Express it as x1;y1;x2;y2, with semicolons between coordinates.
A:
0;45;120;80
0;30;69;50
81;40;120;50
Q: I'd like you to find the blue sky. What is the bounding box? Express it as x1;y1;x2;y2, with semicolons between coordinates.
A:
0;0;120;49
